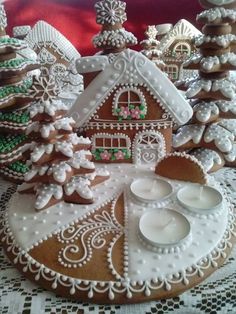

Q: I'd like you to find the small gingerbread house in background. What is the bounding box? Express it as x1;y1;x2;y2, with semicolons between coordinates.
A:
157;19;201;82
16;21;83;95
69;0;193;165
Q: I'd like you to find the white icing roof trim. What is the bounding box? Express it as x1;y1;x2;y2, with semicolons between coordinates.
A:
25;21;80;62
69;49;193;126
76;55;109;74
159;19;201;52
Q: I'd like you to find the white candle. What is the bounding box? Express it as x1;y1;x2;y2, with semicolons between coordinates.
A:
130;178;173;202
139;209;191;247
177;185;223;213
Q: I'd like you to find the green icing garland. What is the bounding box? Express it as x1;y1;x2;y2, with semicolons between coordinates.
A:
0;58;34;69
7;161;29;174
0;111;30;124
0;37;24;46
0;78;32;100
0;134;27;153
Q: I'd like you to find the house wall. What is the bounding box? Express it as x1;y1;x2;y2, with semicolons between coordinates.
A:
163;39;197;81
83;84;173;164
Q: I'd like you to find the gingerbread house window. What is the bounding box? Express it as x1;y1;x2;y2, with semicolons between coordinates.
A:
92;134;131;161
173;42;191;57
113;87;147;120
165;65;179;80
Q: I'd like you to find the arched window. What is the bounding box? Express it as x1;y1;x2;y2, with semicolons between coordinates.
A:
173;42;191;57
165;65;179;81
113;87;147;120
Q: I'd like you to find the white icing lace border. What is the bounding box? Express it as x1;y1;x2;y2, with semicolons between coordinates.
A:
0;188;235;301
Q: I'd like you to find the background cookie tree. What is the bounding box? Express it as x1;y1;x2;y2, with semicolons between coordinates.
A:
173;0;236;172
23;75;106;211
140;25;165;70
0;4;38;182
93;0;137;55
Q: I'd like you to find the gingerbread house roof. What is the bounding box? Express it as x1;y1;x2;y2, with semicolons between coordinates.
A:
24;21;80;62
69;48;193;126
158;19;201;52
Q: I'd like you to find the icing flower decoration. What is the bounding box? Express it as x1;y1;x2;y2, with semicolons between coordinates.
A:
130;106;142;119
100;150;112;160
119;106;130;119
114;150;124;160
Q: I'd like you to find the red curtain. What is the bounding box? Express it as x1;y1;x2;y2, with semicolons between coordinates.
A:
5;0;202;56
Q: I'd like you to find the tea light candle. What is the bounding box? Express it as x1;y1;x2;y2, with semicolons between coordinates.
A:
139;209;191;248
130;178;173;202
177;185;223;214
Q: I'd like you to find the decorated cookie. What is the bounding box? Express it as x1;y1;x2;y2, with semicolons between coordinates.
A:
64;176;93;204
197;7;236;24
191;148;225;172
199;0;236;9
35;184;63;211
0;134;34;165
155;152;208;184
0;160;29;183
0;110;31;133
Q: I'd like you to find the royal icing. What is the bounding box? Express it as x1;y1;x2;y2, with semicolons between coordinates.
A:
47;162;72;184
204;123;234;152
35;184;63;210
191;148;223;172
197;7;236;23
193;101;219;122
28;99;68;119
172;125;205;147
194;34;236;48
64;176;93;200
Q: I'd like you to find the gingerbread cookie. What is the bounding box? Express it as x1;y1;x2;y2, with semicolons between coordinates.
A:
199;0;236;9
191;148;225;172
0;110;31;133
0;134;34;165
155;152;207;184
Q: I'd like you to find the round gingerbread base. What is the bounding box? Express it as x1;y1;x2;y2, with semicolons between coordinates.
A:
1;164;236;304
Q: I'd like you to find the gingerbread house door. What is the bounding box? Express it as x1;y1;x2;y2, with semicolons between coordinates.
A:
133;131;166;165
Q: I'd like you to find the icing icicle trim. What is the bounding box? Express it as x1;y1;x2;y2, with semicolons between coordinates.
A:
191;148;223;172
93;28;137;49
194;34;236;48
204;123;234;153
224;143;236;162
28;99;68;119
197;7;236;23
193;101;219;122
47;162;73;184
68;151;95;170
183;78;236;100
64;176;93;200
184;53;236;71
35;184;63;210
172;125;205;147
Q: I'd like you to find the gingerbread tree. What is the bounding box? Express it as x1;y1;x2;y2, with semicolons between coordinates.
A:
0;4;39;182
173;0;236;172
93;0;137;55
21;75;109;211
140;25;165;70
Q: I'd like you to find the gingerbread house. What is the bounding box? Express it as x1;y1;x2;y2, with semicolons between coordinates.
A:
24;21;82;94
158;19;201;82
69;49;192;165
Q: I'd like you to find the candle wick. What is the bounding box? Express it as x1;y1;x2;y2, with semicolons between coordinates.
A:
199;186;204;200
150;180;156;193
161;217;175;229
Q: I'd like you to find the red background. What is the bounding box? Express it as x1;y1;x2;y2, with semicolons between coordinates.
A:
5;0;202;56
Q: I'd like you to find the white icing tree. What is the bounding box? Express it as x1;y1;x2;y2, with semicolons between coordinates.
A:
22;75;109;211
173;0;236;172
93;0;137;54
140;25;165;70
